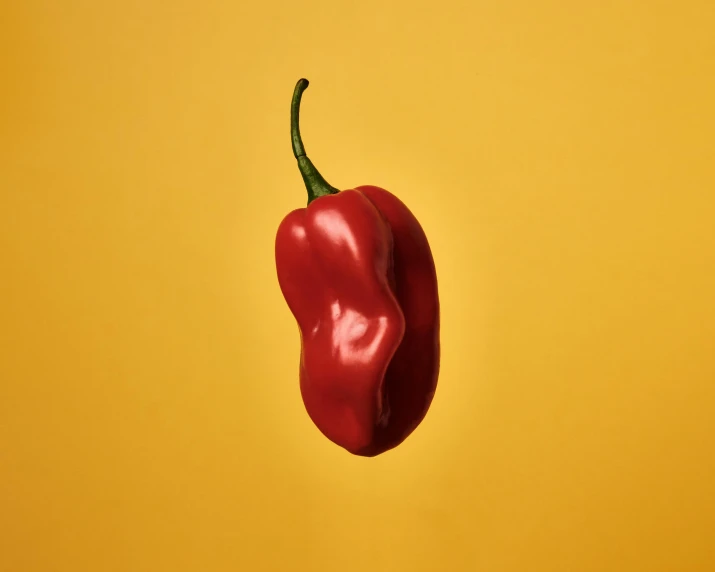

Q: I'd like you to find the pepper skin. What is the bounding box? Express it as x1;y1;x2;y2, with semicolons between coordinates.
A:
275;79;440;457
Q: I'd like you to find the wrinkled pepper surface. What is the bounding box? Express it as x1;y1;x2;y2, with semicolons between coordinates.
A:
275;79;440;457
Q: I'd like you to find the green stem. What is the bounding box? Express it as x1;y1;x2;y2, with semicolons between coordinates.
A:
291;78;340;205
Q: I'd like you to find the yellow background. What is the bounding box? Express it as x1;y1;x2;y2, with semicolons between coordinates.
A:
2;1;714;570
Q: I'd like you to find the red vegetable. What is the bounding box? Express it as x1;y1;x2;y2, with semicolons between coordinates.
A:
275;79;440;457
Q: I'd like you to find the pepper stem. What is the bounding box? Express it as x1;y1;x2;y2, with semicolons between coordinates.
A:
291;78;340;205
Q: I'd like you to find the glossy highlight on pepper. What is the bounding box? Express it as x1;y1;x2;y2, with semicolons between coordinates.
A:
275;78;440;457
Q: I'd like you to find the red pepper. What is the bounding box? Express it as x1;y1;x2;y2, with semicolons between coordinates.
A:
275;79;440;457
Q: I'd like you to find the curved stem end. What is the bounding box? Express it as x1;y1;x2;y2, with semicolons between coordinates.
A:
290;78;340;205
